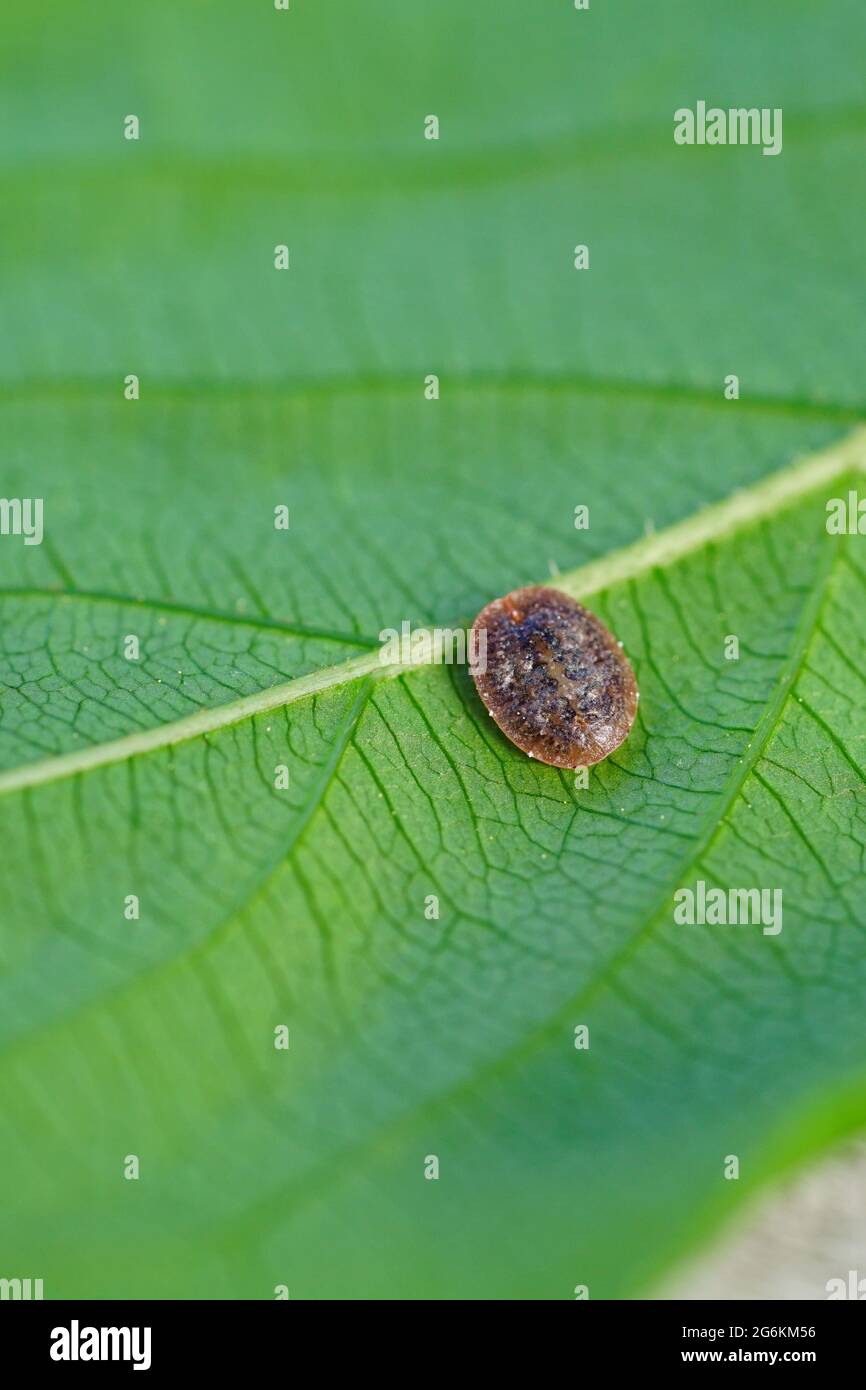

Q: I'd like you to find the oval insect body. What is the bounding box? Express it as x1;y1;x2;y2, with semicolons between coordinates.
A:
469;585;638;768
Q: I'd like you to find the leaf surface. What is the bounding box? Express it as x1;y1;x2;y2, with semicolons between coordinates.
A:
1;0;865;1298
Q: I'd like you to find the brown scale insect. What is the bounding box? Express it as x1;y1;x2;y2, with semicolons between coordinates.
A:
469;585;638;769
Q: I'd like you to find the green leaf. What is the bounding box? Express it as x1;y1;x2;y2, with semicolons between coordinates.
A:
1;0;865;1299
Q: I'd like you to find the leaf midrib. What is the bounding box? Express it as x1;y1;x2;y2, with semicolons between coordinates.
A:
219;517;853;1264
0;427;862;798
6;443;865;1295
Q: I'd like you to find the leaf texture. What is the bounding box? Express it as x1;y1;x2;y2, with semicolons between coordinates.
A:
0;0;865;1298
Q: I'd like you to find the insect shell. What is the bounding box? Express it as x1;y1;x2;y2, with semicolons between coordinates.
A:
469;585;638;769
